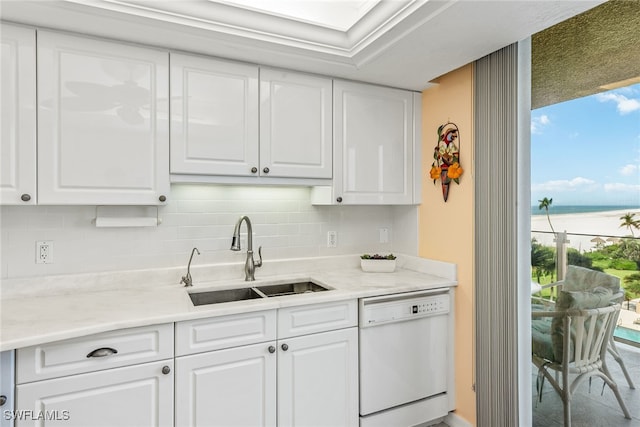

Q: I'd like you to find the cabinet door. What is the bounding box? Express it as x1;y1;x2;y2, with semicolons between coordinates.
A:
16;359;173;427
0;24;36;205
175;342;276;427
171;53;259;176
333;80;414;204
1;351;15;427
260;68;332;179
37;31;169;205
278;328;358;426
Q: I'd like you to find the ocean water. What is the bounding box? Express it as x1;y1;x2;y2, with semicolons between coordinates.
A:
531;205;640;216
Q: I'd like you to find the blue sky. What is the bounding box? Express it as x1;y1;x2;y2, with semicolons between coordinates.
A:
531;82;640;206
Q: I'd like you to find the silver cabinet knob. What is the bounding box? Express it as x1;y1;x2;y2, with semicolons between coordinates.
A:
0;395;6;406
336;197;343;203
162;365;171;375
263;167;270;174
281;343;289;351
159;195;167;202
251;167;258;174
268;345;276;353
21;193;31;202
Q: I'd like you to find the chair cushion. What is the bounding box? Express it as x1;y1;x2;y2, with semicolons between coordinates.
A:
555;286;614;310
551;286;614;361
562;265;621;293
531;316;555;361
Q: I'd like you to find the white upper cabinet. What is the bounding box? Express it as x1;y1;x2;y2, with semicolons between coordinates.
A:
170;61;331;181
316;80;420;205
0;24;37;205
37;31;170;205
170;53;259;177
260;68;332;179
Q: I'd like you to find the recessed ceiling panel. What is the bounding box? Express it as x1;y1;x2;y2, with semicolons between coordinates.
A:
217;0;380;31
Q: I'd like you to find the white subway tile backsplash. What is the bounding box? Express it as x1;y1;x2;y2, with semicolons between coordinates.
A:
0;184;416;280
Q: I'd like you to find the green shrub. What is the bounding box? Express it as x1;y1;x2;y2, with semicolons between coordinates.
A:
586;251;608;262
610;258;637;270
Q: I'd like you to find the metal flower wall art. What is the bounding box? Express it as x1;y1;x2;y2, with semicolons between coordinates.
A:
429;122;463;202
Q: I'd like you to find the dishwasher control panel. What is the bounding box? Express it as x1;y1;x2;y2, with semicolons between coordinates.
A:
359;290;450;327
411;297;448;315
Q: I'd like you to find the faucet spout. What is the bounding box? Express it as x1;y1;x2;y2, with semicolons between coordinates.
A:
180;247;200;287
230;216;262;281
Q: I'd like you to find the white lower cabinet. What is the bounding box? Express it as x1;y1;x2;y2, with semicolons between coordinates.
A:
175;341;277;427
11;301;358;427
278;328;358;427
175;301;358;426
15;359;174;427
14;324;174;427
0;351;15;427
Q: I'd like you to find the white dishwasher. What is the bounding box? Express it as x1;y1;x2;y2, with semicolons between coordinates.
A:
359;288;453;427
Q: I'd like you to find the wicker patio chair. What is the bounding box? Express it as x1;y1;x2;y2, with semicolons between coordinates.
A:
534;265;635;389
532;303;631;427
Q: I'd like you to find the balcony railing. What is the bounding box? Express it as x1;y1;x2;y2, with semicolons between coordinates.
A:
531;230;640;347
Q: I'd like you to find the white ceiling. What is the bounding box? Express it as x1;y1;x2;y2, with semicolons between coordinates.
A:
0;0;604;91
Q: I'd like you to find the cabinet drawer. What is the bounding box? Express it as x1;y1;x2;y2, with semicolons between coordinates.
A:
175;310;276;356
278;300;357;339
16;323;173;384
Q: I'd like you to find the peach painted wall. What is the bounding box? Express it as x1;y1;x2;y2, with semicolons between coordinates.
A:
419;64;476;426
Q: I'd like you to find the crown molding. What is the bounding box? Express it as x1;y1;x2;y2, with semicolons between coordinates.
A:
62;0;431;59
0;0;604;91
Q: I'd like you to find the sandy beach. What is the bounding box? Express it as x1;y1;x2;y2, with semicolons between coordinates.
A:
531;208;640;252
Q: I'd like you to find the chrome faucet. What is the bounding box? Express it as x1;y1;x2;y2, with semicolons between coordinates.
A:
180;247;200;287
230;215;262;281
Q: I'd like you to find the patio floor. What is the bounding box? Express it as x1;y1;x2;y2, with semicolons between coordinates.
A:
532;341;640;427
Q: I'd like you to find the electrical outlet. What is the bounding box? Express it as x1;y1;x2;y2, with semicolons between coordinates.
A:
36;241;53;264
327;231;337;248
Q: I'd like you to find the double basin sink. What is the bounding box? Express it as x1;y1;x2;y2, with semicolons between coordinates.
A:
189;281;331;306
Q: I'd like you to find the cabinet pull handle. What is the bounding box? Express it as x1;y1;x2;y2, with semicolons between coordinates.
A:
251;167;258;174
0;395;6;406
336;197;343;203
268;345;276;353
263;167;270;174
86;347;118;358
281;343;289;351
162;365;171;375
158;195;167;202
21;194;31;202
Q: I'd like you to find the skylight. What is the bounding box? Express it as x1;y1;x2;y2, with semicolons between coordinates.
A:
216;0;380;31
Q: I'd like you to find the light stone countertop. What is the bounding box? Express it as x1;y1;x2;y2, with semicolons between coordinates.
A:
0;254;456;352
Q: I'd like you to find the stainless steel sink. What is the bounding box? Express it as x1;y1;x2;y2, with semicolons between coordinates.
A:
188;281;331;306
189;287;263;306
256;281;331;297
